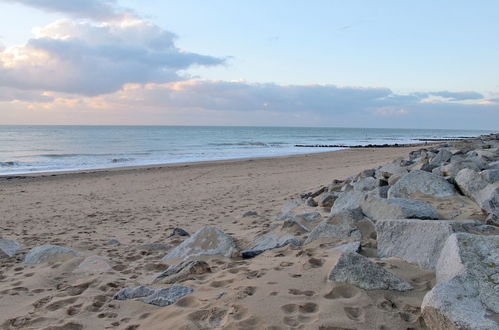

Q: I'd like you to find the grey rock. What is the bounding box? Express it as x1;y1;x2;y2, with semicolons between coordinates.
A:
454;168;488;201
163;226;238;260
241;231;301;259
170;227;190;237
376;219;479;270
330;241;361;253
304;221;361;245
328;252;413;291
330;190;364;217
352;177;378;192
360;168;375;178
114;285;157;300
306;197;318;207
310;186;327;198
388;170;457;199
366;186;389;199
430;148;453;166
242;210;258;217
295;212;322;222
142;285;194;307
421;233;499;330
318;192;338;208
154;260;211;284
0;238;22;258
442;159;482;178
106;239;121;246
23;245;80;264
477;184;499;217
361;196;439;220
377;163;408;179
481;169;499;184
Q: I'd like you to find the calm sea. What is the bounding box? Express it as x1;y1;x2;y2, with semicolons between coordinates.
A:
0;126;492;175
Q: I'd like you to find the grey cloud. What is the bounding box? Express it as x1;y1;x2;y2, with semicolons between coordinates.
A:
0;87;53;102
430;90;484;100
2;0;131;21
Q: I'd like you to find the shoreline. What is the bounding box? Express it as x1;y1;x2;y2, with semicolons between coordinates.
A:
0;142;439;179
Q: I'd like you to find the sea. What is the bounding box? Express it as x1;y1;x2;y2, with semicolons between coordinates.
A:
0;126;492;175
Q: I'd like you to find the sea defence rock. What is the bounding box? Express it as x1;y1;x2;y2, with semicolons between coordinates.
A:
0;238;22;258
376;163;408;179
330;190;364;217
454;168;488;201
304;220;361;245
23;245;80;264
388;170;457;199
477;184;499;217
421;233;499;330
376;219;479;270
241;231;301;259
328;252;413;291
330;241;361;253
75;255;112;274
154;260;211;284
163;226;238;260
361;196;439;220
114;285;193;307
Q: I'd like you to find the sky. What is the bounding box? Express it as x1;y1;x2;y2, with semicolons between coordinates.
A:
0;0;498;129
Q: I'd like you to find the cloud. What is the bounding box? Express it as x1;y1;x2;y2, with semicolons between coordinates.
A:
429;90;484;101
2;0;132;21
0;19;225;96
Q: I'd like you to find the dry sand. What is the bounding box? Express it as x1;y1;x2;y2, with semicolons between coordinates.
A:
0;147;434;329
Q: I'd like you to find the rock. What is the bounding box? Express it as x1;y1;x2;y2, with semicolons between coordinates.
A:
366;186;389;199
481;169;499;184
318;192;338;208
114;285;157;300
430;148;453;166
170;228;190;237
306;197;318;207
352;177;378;192
295;212;322;222
360;168;375;178
163;226;238;260
310;186;327;198
0;238;22;258
377;163;408;179
387;173;403;186
476;184;499;217
106;239;120;246
454;168;488;201
330;241;361;253
242;210;258;217
154;260;211;284
142;285;194;307
140;242;172;251
376;219;479;270
330;190;364;217
241;231;301;259
328;252;413;291
304;220;361;245
75;255;112;274
23;245;80;264
421;233;499;330
360;196;439;220
388;170;457;199
281;219;310;233
441;159;482;178
114;285;193;307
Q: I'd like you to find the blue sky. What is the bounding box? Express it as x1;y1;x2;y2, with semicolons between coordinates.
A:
0;0;498;128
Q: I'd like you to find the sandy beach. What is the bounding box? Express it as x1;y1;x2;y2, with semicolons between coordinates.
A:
0;146;439;329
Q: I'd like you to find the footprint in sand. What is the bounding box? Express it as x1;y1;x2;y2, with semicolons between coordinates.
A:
45;297;79;311
324;285;360;300
344;307;363;321
289;288;315;297
298;302;318;314
281;304;298;314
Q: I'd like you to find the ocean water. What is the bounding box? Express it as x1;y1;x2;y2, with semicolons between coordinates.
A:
0;126;492;175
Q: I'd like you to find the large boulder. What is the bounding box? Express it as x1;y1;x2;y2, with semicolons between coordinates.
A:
23;245;80;264
0;238;22;258
361;196;439;220
421;233;499;330
304;212;362;244
376;219;479;270
454;168;488;201
241;231;301;259
163;226;238;260
328;252;413;291
114;285;193;307
441;159;482;178
352;177;378;192
481;169;499;184
330;190;364;217
376;163;408;179
476;184;499;217
154;260;211;284
388;170;457;199
430;148;453;166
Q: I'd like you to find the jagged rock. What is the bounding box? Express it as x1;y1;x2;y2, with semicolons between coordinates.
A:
0;238;22;258
330;190;364;217
377;163;408;179
170;228;190;237
328;252;413;291
241;231;301;259
163;226;238;260
242;210;258;217
481;169;499;184
281;219;310;233
366;186;389;199
304;219;361;245
142;285;194;307
441;159;482;178
361;195;438;220
421;233;499;330
454;168;488;201
295;212;322;222
330;241;361;253
310;186;327;198
318;192;338;208
430;148;453;166
154;260;211;284
75;255;112;274
376;219;479;270
114;285;193;307
23;245;80;264
477;184;499;217
306;197;318;207
360;168;375;178
352;177;378;192
388;170;457;199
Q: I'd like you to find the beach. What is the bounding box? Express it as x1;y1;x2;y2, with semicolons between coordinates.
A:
0;146;432;329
